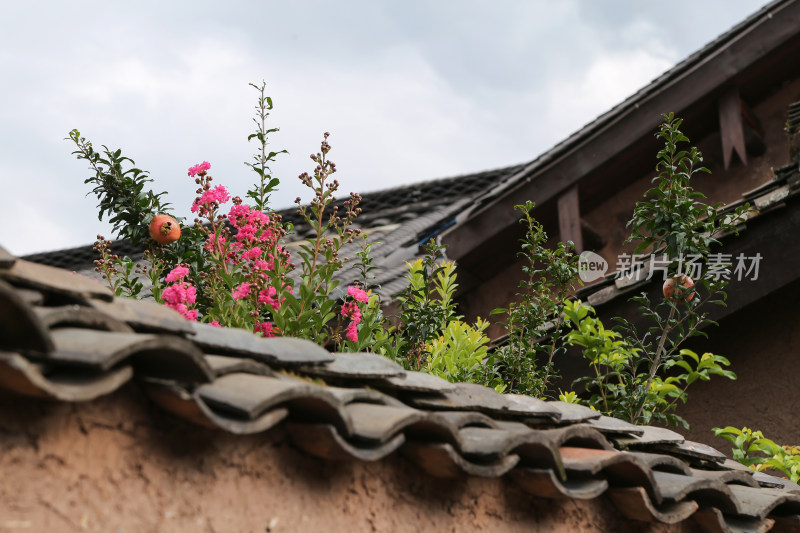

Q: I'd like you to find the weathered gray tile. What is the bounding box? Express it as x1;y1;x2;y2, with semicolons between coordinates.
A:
378;370;456;393
692;507;774;533
652;439;728;464
607;486;699;524
402;441;519;478
652;471;738;512
587;415;644;436
614;424;685;449
143;378;288;434
204;354;275;377
429;410;499;429
690;468;759;488
197;373;315;419
14;288;45;306
538;424;613;450
624;451;692;476
726;485;800;519
752;471;800;491
408;382;560;419
559;446;662;500
299;352;405;379
340;403;426;443
33;305;133;332
511;468;608;500
545;401;601;424
191;322;333;365
90;297;195;334
287;422;405;462
0;279;53;353
457;426;536;458
1;259;113;302
0;350;132;402
46;328;212;382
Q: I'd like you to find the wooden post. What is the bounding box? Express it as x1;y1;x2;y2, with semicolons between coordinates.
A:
557;185;583;252
718;87;748;170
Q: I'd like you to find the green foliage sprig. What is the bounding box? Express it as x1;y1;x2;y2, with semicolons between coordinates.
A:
561;114;743;427
626;113;750;258
564;300;734;427
246;81;286;212
714;426;800;482
488;201;580;398
68;130;172;245
395;241;459;370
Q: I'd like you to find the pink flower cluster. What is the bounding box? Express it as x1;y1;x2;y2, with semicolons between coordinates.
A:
188;161;211;177
232;282;251;300
258;285;286;310
347;285;369;303
341;285;369;342
254;321;276;337
162;266;198;321
165;265;189;283
161;163;295;335
228;204;278;255
191;185;231;215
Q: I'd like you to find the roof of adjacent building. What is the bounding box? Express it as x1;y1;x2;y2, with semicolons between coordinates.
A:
441;0;800;261
2;246;799;532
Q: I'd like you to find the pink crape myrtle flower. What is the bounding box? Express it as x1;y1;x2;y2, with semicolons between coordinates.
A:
227;204;278;250
345;322;359;342
162;283;197;306
165;265;189;283
255;321;277;337
340;301;362;322
232;282;251;300
162;282;198;321
228;204;251;225
209;321;222;328
188;161;211;177
242;247;263;261
191;185;231;214
347;285;369;303
258;286;285;310
204;233;226;254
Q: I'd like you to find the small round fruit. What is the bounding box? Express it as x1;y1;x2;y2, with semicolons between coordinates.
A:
663;274;695;302
149;214;181;245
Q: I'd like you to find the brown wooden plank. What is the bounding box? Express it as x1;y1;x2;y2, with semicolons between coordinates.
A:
557;185;583;252
719;87;747;169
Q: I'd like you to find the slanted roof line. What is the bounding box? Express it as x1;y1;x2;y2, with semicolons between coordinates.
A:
442;0;800;259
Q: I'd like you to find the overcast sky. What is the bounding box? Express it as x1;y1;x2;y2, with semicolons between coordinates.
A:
0;1;768;256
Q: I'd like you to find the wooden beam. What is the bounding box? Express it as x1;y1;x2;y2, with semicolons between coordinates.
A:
557;185;583;252
718;87;748;169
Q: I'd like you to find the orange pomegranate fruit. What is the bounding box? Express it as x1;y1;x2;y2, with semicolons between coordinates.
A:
149;214;181;245
662;274;695;302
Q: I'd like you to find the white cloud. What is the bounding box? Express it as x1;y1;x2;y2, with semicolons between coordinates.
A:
544;48;678;141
